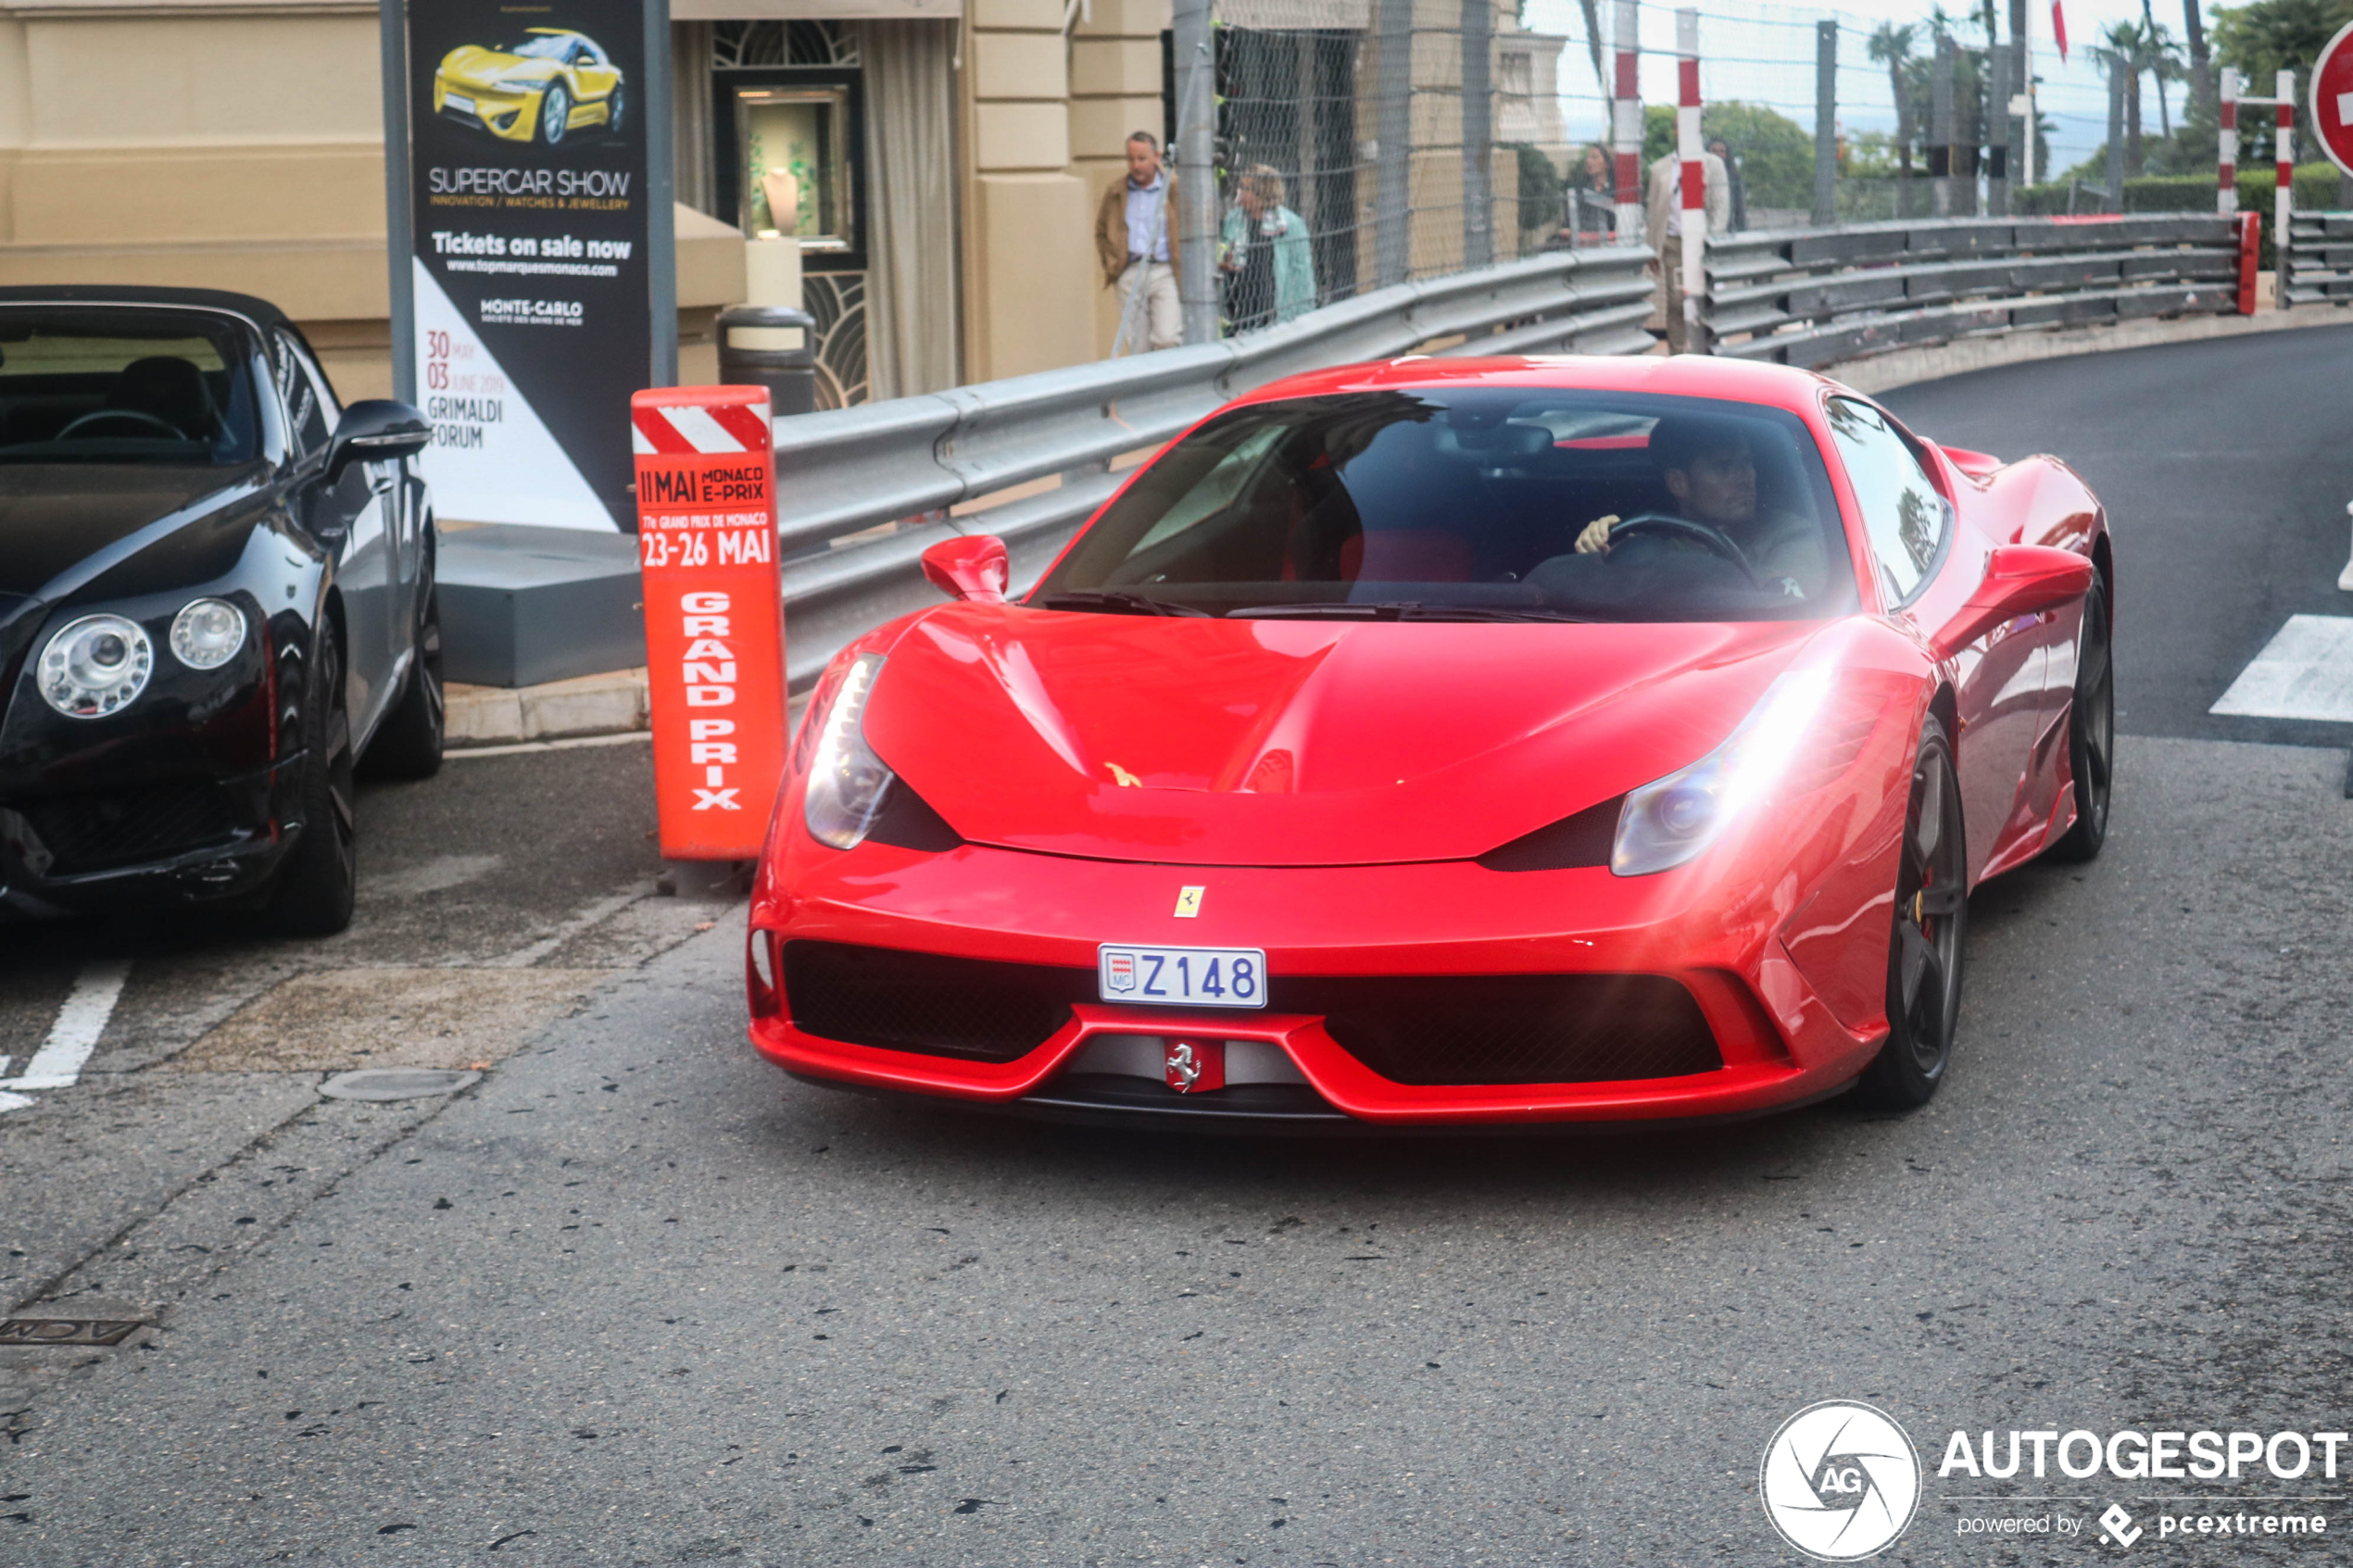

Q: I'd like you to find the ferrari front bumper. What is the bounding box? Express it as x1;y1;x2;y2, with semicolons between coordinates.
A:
747;836;1890;1127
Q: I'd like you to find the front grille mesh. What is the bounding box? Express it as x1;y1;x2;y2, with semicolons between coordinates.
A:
1273;973;1721;1085
16;783;241;875
783;940;1090;1062
781;940;1721;1086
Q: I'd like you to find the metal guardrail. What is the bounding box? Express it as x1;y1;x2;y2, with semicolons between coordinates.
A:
2283;211;2353;307
771;213;2253;694
1706;215;2241;369
774;245;1655;690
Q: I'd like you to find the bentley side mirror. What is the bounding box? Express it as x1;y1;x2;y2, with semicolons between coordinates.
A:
920;534;1011;604
1929;545;2094;660
325;400;431;482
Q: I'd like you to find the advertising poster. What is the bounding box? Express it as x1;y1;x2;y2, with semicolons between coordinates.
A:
404;0;654;531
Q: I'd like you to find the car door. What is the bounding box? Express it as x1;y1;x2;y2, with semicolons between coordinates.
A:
573;39;620;109
1823;396;2043;884
274;330;395;739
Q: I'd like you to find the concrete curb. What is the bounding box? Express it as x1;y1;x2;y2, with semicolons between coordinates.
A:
1831;298;2351;394
445;669;649;749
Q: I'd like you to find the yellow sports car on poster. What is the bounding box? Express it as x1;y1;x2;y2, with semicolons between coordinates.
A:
433;29;624;146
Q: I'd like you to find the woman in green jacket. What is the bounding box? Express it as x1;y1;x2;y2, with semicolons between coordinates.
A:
1221;165;1316;331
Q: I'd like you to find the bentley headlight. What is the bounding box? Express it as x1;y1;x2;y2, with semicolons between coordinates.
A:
38;614;154;719
1611;666;1831;876
802;654;895;849
170;598;246;670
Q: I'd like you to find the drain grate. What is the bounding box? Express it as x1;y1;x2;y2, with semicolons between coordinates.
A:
0;1317;145;1347
319;1068;482;1102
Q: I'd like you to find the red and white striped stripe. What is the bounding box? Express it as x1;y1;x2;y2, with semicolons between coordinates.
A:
1676;6;1705;353
1612;0;1642;245
2275;67;2296;307
2219;67;2239;215
631;399;773;456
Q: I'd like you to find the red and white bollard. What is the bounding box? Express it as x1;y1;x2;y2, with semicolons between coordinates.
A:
2275;67;2296;310
1612;0;1642;245
2219;67;2239;215
630;387;789;862
1676;6;1707;353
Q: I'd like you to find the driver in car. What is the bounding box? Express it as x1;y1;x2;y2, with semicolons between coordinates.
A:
1571;415;1826;598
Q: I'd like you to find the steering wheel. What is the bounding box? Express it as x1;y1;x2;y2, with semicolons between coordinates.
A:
1604;511;1762;588
58;408;187;442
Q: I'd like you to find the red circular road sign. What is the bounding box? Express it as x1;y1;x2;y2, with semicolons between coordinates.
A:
2316;20;2353;176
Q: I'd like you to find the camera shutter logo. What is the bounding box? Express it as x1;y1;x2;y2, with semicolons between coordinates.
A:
1760;1401;1921;1561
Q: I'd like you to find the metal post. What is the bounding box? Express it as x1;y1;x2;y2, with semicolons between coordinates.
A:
1676;7;1706;352
379;0;415;406
1812;20;1837;225
2218;66;2239;214
1374;0;1414;286
1462;0;1494;270
1988;42;2010;215
2011;0;2032;188
1612;0;1642;245
1931;34;1956;217
2275;67;2295;309
646;0;677;387
1175;0;1221;339
2105;49;2126;208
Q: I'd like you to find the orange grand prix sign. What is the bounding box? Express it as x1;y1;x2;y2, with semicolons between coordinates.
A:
631;386;786;859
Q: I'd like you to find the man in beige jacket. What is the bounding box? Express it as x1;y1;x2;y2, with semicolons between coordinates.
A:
1095;132;1184;353
1644;147;1730;353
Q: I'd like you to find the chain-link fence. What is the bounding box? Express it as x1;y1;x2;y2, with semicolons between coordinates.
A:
1170;0;2309;344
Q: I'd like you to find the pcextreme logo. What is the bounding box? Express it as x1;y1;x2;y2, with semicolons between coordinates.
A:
1762;1401;1923;1561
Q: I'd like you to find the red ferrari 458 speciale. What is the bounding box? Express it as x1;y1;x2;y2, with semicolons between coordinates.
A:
747;355;2111;1129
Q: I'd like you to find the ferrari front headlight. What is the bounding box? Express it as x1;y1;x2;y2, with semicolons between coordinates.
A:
38;614;154;720
801;654;894;850
170;598;246;670
1611;666;1831;876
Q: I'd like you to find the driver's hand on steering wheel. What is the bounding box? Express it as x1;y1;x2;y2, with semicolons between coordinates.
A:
1574;514;1620;556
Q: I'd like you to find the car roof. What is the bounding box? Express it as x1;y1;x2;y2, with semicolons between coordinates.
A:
0;285;294;334
1231;354;1842;419
525;27;585;37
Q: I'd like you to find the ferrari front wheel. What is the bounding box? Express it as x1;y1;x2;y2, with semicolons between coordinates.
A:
1855;713;1967;1110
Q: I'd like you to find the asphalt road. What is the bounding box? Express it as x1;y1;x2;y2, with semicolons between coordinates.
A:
3;329;2351;1567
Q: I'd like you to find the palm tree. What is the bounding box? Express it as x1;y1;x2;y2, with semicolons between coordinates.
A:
2102;20;2146;174
2181;0;2212;121
1868;21;1919;183
2139;19;2183;139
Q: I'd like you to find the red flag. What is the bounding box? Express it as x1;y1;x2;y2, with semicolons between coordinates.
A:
2051;0;2069;60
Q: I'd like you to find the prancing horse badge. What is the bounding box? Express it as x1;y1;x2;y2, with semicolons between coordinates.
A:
1174;885;1204;918
1164;1038;1226;1093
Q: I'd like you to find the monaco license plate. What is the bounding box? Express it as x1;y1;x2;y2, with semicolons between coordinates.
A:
1097;944;1266;1009
446;94;476;113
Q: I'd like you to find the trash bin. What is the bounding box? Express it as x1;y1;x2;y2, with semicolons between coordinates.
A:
715;305;819;418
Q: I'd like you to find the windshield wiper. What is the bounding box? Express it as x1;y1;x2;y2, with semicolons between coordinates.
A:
1034;590;1212;618
1226;602;1589;623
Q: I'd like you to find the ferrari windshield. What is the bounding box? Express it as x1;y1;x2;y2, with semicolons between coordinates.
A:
0;307;262;467
500;33;577;58
1035;388;1855;622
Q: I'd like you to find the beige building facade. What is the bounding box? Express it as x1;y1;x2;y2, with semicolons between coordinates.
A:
0;0;1567;408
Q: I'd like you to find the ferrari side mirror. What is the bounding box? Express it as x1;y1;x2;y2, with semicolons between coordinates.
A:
1928;545;2094;660
920;533;1010;604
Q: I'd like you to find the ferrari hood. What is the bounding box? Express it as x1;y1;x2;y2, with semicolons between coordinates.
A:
858;606;1824;867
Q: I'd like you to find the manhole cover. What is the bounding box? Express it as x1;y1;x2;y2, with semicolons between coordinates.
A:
319;1068;482;1102
0;1318;145;1347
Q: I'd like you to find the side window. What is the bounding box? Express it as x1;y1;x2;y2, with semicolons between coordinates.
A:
1825;397;1947;605
272;331;337;458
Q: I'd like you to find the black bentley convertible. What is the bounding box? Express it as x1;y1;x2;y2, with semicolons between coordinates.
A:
0;286;443;934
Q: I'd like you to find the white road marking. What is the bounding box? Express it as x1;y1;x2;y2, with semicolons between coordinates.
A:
5;959;132;1093
0;1090;31;1113
2210;615;2353;722
485;889;649;970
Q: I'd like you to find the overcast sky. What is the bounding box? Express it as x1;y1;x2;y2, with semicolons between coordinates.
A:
1523;0;2218;175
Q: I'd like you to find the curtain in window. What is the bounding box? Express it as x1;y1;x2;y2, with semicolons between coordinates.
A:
849;19;962;399
672;21;715;216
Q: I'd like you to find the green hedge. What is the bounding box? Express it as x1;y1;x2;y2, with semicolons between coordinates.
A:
2013;163;2348;270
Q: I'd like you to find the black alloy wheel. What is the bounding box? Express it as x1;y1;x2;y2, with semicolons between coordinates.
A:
1855;713;1967;1109
360;567;446;782
264;630;358;936
2045;573;2113;862
540;83;572;145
